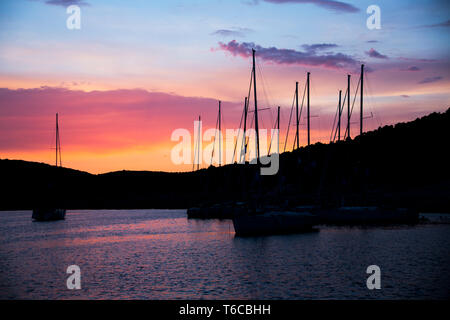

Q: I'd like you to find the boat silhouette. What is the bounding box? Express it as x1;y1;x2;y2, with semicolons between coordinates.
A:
230;49;318;235
32;113;66;221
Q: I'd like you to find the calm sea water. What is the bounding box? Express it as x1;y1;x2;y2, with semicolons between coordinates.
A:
0;210;449;299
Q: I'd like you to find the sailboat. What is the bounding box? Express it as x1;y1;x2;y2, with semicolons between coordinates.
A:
231;49;318;236
32;113;66;221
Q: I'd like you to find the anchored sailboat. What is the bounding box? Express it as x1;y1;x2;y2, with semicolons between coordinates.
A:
32;113;66;221
232;49;317;236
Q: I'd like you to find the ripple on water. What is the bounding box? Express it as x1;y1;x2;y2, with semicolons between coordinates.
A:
0;210;449;299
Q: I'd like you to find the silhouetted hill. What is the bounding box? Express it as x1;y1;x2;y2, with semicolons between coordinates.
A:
1;108;449;211
0;159;93;209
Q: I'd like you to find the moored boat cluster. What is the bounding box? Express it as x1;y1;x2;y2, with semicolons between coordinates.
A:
187;203;420;236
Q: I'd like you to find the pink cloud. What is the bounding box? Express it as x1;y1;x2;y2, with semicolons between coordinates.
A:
0;87;240;152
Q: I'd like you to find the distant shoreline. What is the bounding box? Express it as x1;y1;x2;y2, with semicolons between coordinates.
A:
1;109;449;212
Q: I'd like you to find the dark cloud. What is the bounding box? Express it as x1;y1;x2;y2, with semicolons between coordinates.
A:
301;43;338;52
367;40;379;43
44;0;90;6
421;19;450;28
216;40;358;70
404;66;421;72
242;0;259;5
262;0;359;13
211;28;253;38
366;48;388;59
418;76;443;84
398;57;436;63
400;95;410;98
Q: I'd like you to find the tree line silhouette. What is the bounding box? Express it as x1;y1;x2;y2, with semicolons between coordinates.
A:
1;108;449;212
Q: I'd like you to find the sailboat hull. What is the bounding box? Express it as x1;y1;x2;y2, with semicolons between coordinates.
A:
233;211;317;236
32;209;66;221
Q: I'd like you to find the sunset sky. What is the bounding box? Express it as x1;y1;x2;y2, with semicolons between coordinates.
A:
0;0;449;173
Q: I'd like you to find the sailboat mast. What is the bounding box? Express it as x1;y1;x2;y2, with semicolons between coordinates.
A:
276;105;280;154
56;113;58;166
218;101;221;167
277;106;280;132
55;113;62;167
338;90;342;141
197;115;201;171
295;81;299;149
347;74;351;139
360;64;364;136
243;97;248;161
307;72;310;146
252;49;260;161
